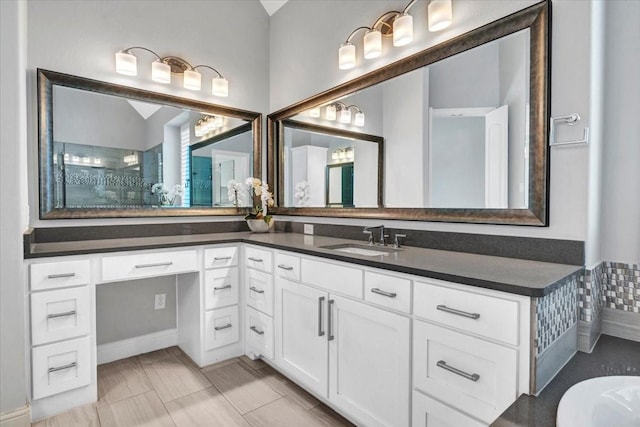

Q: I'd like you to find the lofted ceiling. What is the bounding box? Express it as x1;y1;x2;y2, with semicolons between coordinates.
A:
259;0;289;16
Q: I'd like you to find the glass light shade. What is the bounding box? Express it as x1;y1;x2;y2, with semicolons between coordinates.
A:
183;69;202;90
346;148;354;160
115;51;137;76
339;108;352;124
326;105;337;121
354;111;365;127
151;60;171;84
393;13;414;46
214;115;224;127
428;0;453;32
338;150;346;160
332;151;339;160
211;77;229;97
93;158;101;165
205;117;216;131
195;121;204;137
309;107;321;118
364;30;382;59
338;42;356;70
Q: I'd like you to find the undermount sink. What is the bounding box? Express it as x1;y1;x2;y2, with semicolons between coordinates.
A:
320;243;401;257
557;376;640;427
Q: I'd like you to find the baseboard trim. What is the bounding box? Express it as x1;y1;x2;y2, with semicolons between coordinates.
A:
97;328;177;364
577;310;602;353
0;404;30;427
535;323;577;395
602;308;640;342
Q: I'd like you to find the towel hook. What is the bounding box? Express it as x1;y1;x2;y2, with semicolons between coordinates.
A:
549;113;589;147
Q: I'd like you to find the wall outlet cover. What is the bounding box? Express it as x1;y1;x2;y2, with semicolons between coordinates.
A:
304;224;314;235
154;293;166;310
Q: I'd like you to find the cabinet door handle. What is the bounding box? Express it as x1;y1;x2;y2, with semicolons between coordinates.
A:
213;284;232;291
318;296;325;337
371;288;397;298
214;323;233;331
47;273;76;279
47;310;77;319
436;305;480;320
249;286;264;294
436;360;480;382
134;261;173;269
248;257;263;262
48;362;77;373
214;256;232;261
250;326;265;335
327;299;335;341
277;264;294;271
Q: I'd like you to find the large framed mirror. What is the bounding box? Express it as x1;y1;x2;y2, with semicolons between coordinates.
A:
268;1;550;225
38;69;261;219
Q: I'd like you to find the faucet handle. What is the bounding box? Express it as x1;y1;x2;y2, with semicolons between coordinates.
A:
393;234;407;248
363;229;374;246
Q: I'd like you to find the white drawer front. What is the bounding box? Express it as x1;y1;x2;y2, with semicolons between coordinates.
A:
31;260;90;291
101;249;197;282
205;306;239;350
204;246;238;269
246;306;273;360
364;270;412;313
301;258;363;299
32;336;91;400
31;287;90;346
414;280;519;345
246;268;274;316
274;252;301;282
412;390;485;427
205;268;239;310
245;246;273;273
413;321;517;424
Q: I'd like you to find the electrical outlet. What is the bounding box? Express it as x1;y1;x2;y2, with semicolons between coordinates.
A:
304;224;314;235
154;293;166;310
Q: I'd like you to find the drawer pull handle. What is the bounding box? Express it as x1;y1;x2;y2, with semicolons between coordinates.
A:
436;305;480;319
249;286;265;294
248;257;263;262
134;261;173;269
437;360;480;382
47;273;76;279
47;310;77;319
214;323;233;331
48;362;77;373
328;299;335;341
250;326;265;335
371;288;397;298
277;264;294;271
214;256;233;261
318;296;325;337
214;284;232;291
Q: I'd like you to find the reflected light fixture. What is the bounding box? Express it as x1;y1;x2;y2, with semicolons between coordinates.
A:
115;46;229;96
195;115;225;137
428;0;453;32
332;147;355;163
308;107;321;118
326;104;337;121
308;102;365;127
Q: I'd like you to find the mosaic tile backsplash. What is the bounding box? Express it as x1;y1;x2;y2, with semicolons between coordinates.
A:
536;272;579;355
578;263;604;321
579;261;640;319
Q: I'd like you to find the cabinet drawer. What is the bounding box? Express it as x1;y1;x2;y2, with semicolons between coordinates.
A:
205;268;239;310
274;252;300;282
301;258;363;299
414;279;519;345
101;249;197;282
204;246;238;269
412;390;485;427
246;268;274;316
30;260;90;291
364;270;411;313
32;336;91;400
205;306;239;350
413;321;517;424
245;246;273;273
31;287;90;346
246;306;274;360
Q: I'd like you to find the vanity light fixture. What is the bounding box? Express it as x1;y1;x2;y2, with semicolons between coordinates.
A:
195;115;225;137
332;147;355;162
338;0;453;69
308;102;365;127
115;47;229;97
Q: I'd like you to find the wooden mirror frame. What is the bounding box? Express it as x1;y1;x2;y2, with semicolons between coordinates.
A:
267;1;550;226
38;68;262;219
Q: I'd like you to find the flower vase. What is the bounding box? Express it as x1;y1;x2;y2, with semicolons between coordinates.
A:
246;218;275;233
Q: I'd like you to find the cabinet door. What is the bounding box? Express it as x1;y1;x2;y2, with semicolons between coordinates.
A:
275;278;328;398
329;295;410;427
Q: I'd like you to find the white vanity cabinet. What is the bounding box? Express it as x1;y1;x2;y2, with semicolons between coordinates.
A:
244;245;275;360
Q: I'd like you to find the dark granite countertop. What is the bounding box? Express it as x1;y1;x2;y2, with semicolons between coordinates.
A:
492;335;640;426
25;231;581;297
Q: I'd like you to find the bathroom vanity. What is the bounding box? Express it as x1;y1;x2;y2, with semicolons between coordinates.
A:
24;228;581;426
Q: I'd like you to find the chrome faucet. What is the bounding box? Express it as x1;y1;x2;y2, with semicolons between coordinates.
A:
363;225;388;246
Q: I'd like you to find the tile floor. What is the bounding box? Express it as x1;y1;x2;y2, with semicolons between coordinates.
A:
32;347;354;427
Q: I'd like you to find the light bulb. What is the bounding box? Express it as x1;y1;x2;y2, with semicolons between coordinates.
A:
428;0;453;32
184;69;202;90
354;111;365;127
151;60;171;84
309;107;321;118
338;42;356;70
211;76;229;97
339;108;352;124
115;51;137;76
325;105;337;121
393;13;413;46
364;29;382;59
